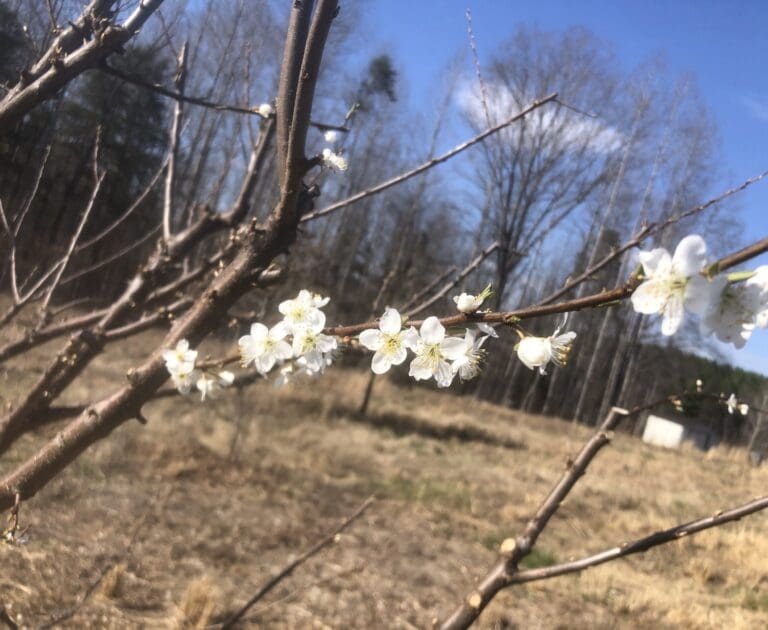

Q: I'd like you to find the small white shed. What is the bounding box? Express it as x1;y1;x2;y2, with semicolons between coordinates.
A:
642;414;718;451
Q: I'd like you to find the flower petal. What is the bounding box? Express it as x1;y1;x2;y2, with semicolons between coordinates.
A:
379;307;402;335
371;350;392;374
440;336;469;360
420;316;445;344
250;322;269;339
409;356;434;380
661;294;684;335
672;235;707;276
638;248;670;277
685;275;724;315
631;279;668;315
359;329;384;351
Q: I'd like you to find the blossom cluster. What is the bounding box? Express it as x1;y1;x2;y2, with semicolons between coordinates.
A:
162;340;234;400
320;129;347;171
631;235;768;347
238;290;337;385
358;307;496;388
161;286;581;398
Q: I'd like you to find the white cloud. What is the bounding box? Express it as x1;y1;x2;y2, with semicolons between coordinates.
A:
742;96;768;122
456;78;623;155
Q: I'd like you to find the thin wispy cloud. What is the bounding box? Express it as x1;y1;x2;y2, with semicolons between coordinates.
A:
741;96;768;122
457;78;623;155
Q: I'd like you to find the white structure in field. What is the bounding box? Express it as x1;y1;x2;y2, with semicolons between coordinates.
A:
642;414;718;451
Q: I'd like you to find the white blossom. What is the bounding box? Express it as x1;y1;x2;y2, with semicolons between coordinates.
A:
451;329;489;381
725;393;749;416
162;339;197;374
631;235;719;336
516;326;577;375
257;103;273;118
323;129;338;143
321;148;348;171
696;378;703;393
359;307;418;374
278;290;329;331
196;371;235;401
163;339;200;394
291;311;338;373
453;284;493;313
408;317;466;387
704;266;768;347
170;366;200;395
238;322;293;375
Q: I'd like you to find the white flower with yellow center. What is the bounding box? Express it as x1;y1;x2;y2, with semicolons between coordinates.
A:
359;307;418;374
451;328;489;381
631;235;718;336
162;339;197;374
516;325;577;375
291;310;338;373
408;317;466;388
196;371;235;401
238;322;293;375
278;290;329;331
170;365;200;395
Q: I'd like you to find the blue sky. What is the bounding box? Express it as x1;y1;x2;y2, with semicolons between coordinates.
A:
362;0;768;374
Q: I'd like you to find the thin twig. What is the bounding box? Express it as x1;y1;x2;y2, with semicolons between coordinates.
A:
301;94;559;223
100;63;348;132
219;496;374;629
405;241;499;317
506;493;768;585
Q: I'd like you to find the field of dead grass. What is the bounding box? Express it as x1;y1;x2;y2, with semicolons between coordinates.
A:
1;329;767;628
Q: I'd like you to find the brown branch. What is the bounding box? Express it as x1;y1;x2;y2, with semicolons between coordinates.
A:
99;64;348;132
275;0;315;187
439;385;764;628
324;233;768;338
0;0;164;132
0;2;337;510
538;169;768;305
506;494;768;585
219;496;374;629
405;241;499;318
398;266;458;315
162;42;187;243
300;94;559;223
438;407;629;629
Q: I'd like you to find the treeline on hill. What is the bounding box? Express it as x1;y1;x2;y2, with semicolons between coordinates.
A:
0;1;764;444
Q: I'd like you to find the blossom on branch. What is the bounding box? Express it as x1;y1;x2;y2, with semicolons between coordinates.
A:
162;339;197;374
238;322;293;375
278;290;329;331
257;103;273;118
516;325;577;375
196;371;235;401
359;307;418;374
321;148;348;171
453;284;493;314
726;393;749;416
170;366;200;395
323;130;338;144
451;328;489;381
292;311;338;373
408;317;466;387
631;235;718;336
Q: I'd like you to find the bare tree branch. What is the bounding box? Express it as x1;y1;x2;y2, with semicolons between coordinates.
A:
300;94;559;223
219;496;374;629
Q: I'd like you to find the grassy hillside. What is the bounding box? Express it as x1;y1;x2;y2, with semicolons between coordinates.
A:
1;332;767;628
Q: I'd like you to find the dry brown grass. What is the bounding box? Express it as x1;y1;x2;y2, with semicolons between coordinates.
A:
0;330;766;628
